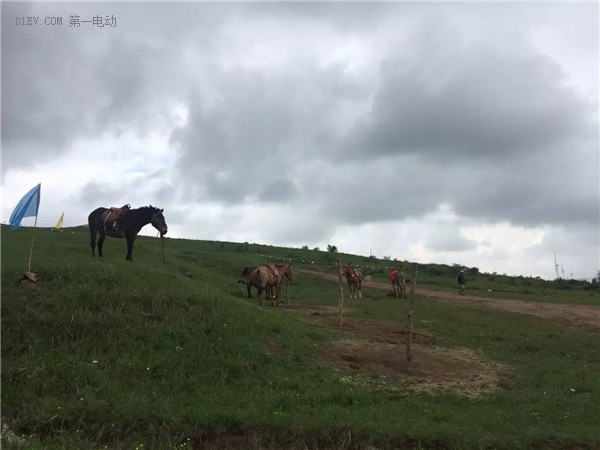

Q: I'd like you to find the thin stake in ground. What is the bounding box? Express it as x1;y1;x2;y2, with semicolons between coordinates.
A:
407;263;418;362
338;258;344;326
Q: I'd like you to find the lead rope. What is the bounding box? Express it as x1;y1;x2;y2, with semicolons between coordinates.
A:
161;234;165;270
155;220;166;270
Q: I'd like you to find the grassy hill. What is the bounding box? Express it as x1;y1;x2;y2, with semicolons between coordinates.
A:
2;225;599;449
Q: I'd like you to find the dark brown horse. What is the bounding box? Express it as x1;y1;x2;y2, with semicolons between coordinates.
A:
247;264;293;306
343;264;365;299
240;266;256;298
390;268;406;299
88;205;168;261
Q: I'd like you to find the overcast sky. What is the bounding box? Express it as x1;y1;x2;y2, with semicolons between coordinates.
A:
2;2;598;280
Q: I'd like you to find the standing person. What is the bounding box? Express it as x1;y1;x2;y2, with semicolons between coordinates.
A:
458;269;466;295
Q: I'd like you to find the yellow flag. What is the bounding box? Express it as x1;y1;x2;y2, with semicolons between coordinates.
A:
55;212;64;230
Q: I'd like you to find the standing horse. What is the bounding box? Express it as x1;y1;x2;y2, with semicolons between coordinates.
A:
240;266;256;298
390;268;406;299
239;266;273;299
88;205;168;261
247;264;293;306
343;265;365;299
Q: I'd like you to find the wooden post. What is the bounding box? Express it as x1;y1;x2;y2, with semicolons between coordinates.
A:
406;263;418;362
338;258;344;326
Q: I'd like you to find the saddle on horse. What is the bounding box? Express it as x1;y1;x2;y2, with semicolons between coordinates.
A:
102;204;131;234
266;263;282;283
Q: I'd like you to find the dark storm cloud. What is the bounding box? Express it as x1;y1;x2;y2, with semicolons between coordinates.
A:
258;179;297;203
447;149;599;227
170;63;366;204
75;181;126;207
425;227;477;253
2;3;87;168
333;19;598;229
1;2;232;173
346;43;596;161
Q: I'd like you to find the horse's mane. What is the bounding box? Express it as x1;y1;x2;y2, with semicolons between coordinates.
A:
134;205;162;212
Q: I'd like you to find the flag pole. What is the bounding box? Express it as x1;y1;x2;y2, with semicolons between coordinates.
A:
27;214;39;273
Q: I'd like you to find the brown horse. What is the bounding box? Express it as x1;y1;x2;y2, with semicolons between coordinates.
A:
343;265;365;299
247;264;293;306
239;266;273;299
390;268;406;299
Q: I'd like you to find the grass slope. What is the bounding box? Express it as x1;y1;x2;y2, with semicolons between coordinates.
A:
2;225;599;449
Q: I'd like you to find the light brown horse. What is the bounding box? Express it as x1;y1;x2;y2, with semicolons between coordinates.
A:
390;268;406;299
247;264;293;306
343;265;365;299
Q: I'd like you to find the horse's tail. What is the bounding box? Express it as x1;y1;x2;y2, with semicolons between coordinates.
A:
241;267;255;277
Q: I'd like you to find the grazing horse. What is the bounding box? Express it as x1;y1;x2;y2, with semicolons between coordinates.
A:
247;264;293;306
389;268;406;299
88;205;168;261
343;265;365;299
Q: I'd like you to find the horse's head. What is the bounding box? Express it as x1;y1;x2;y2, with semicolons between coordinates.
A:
344;265;361;282
282;265;293;281
151;207;168;236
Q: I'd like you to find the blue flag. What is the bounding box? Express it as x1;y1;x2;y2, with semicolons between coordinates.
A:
9;183;41;230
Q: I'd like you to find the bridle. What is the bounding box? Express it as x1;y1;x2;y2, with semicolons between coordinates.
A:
151;210;167;235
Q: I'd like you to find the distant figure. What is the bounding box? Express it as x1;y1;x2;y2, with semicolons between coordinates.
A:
458;270;466;295
240;266;272;299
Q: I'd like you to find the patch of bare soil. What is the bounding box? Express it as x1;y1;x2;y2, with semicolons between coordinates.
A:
297;269;600;331
308;316;505;398
279;292;507;396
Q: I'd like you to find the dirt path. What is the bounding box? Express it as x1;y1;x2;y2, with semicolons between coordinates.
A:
297;269;600;331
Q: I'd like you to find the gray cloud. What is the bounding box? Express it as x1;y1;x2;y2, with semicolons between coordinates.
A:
346;44;595;161
425;226;477;253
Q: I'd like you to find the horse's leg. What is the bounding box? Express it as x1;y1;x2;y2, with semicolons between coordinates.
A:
258;287;264;307
89;226;97;256
273;283;282;306
246;282;252;298
97;232;105;258
125;234;136;261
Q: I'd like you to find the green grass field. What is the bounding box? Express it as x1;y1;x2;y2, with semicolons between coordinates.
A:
2;225;599;449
